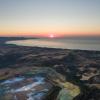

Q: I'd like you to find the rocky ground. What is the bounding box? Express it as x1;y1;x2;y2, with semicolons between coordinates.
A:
0;37;100;100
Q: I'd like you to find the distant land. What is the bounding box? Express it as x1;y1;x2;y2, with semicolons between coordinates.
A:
0;37;38;46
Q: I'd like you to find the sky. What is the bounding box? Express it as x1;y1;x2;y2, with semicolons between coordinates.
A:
0;0;100;37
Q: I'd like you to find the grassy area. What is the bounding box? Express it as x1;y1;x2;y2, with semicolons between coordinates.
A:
57;89;73;100
54;79;80;97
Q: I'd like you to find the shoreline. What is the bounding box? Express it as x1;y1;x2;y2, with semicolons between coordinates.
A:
0;37;100;51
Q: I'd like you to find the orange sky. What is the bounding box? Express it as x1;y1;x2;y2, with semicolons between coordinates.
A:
0;0;100;37
0;26;100;37
0;22;100;37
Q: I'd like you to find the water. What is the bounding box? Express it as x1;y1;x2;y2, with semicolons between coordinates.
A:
6;37;100;51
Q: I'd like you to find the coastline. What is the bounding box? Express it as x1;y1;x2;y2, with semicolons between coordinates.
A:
1;36;100;51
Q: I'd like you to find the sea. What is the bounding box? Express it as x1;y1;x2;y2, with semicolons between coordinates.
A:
6;37;100;51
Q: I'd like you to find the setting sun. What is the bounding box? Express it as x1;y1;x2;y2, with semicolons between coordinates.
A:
49;34;54;38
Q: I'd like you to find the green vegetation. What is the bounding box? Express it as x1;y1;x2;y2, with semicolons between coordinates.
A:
57;89;73;100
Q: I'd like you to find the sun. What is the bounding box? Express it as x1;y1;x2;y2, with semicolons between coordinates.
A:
49;34;54;38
